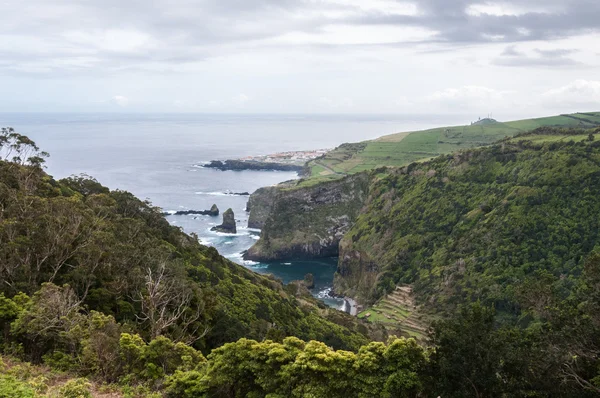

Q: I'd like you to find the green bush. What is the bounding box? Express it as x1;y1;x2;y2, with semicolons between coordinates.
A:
57;378;92;398
0;375;36;398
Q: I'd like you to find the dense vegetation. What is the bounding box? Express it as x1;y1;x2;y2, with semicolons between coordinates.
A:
3;126;600;396
337;127;600;315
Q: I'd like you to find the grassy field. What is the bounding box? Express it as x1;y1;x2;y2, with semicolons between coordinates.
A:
508;133;593;144
306;112;600;176
357;286;429;341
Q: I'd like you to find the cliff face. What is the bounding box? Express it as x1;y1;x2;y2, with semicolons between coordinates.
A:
244;173;370;261
246;186;279;229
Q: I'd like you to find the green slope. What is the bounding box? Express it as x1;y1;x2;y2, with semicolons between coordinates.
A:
335;128;600;321
308;112;600;177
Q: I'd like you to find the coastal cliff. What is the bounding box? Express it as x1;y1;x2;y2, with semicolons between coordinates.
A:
244;173;370;261
246;186;279;229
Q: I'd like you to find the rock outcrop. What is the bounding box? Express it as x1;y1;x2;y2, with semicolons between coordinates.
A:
244;173;370;261
211;208;237;234
204;159;304;173
166;204;219;216
303;273;315;289
208;204;219;216
246;186;279;229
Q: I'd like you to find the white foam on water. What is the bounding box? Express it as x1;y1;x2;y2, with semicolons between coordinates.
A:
195;191;229;196
195;190;251;197
247;262;269;268
210;229;252;237
238;227;261;233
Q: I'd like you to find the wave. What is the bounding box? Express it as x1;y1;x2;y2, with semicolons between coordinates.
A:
211;231;252;237
315;287;333;299
238;227;261;233
195;191;229;196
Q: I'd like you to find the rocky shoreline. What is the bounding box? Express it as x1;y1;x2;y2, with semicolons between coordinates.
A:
165;204;219;216
204;159;305;173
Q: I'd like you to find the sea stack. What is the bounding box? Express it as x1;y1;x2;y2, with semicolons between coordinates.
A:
208;204;219;216
211;208;237;234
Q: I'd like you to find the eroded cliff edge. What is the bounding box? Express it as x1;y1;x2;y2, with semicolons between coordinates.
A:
244;173;370;261
246;186;279;229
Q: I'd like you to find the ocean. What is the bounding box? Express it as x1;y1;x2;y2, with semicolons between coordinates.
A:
1;113;463;309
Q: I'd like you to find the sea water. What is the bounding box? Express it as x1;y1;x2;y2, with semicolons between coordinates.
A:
1;113;463;310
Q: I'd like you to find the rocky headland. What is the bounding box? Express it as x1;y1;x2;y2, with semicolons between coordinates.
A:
243;173;370;261
204;159;305;173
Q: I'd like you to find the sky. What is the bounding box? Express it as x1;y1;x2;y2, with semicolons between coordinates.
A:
1;0;599;118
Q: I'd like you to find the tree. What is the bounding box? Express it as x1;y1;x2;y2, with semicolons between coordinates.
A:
0;127;49;167
136;261;205;343
11;283;83;360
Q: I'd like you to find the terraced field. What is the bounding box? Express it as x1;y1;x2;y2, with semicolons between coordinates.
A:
307;112;600;176
357;286;429;341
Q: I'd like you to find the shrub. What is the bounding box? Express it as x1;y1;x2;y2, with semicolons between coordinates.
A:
0;375;36;398
57;378;92;398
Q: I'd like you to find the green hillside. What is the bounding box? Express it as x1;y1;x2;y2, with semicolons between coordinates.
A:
335;127;600;317
308;112;600;177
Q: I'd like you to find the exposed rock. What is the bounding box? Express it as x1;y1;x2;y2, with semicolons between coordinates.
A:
211;208;237;234
165;204;219;216
244;173;370;261
204;159;304;173
246;186;279;228
303;273;315;289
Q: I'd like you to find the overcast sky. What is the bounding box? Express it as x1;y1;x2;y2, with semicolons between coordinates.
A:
1;0;599;118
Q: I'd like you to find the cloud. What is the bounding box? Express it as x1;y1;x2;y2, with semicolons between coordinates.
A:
111;95;129;107
318;96;354;109
427;85;506;103
494;45;581;67
233;94;250;105
422;85;518;114
0;1;599;115
352;0;600;44
542;80;600;108
1;0;600;77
